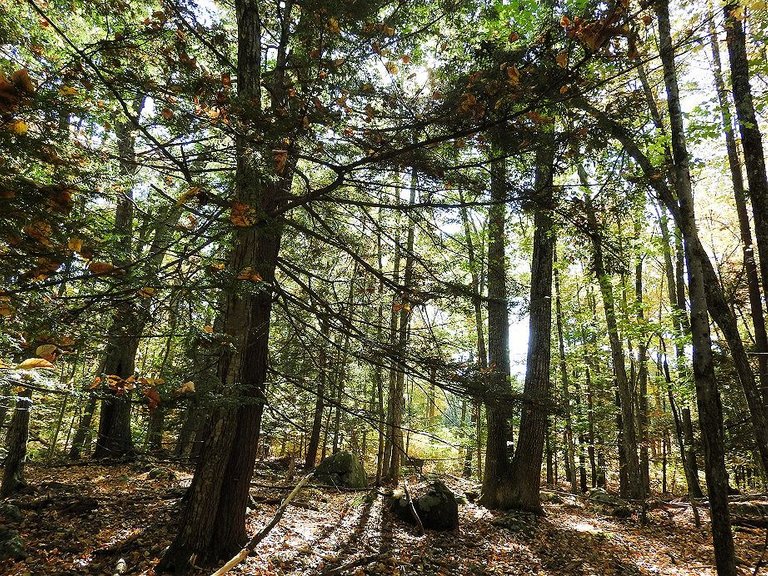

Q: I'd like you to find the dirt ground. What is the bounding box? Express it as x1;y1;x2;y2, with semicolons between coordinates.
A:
1;461;766;575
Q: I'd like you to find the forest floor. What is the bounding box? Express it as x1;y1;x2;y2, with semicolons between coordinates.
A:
1;460;767;576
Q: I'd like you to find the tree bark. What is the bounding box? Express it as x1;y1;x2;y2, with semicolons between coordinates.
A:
656;3;736;572
579;165;643;500
711;10;768;406
1;389;32;497
724;3;768;315
479;150;512;508
503;139;555;511
158;1;294;568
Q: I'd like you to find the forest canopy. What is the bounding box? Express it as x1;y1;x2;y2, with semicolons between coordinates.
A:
2;0;768;574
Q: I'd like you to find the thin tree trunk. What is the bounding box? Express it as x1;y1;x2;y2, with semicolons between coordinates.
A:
579;165;643;500
555;246;578;494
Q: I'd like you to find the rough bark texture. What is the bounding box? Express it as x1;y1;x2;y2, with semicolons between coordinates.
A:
503;139;555;512
656;3;736;572
724;3;768;314
479;151;512;508
1;390;32;497
713;9;768;406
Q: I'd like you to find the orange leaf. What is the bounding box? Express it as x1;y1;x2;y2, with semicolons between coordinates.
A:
556;51;568;68
229;202;257;227
88;261;118;275
16;358;55;370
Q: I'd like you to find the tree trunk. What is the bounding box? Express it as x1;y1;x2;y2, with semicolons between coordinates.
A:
305;338;326;469
158;1;293;568
724;3;768;315
479;150;512;508
711;11;768;406
656;3;736;572
68;392;97;460
580;165;643;500
1;389;32;497
503;139;555;511
384;167;418;483
555;246;578;494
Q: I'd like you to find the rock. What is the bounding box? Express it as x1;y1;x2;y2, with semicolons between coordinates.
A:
540;491;563;504
588;488;633;517
588;488;627;507
0;502;22;522
0;526;26;561
314;451;368;488
148;467;177;481
391;480;459;530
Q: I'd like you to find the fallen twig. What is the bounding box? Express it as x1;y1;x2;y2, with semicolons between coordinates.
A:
403;479;424;535
210;472;313;576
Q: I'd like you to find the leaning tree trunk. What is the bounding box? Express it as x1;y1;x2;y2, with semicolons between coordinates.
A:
503;137;555;512
656;3;736;573
1;389;32;497
479;149;513;508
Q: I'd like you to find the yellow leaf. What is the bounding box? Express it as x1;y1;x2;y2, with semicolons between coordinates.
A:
273;149;288;174
68;237;83;252
203;325;214;334
384;61;399;75
59;85;78;96
506;65;520;86
229;202;257;227
138;286;156;298
7;119;28;135
176;381;195;395
16;358;55;370
36;344;57;358
328;17;341;34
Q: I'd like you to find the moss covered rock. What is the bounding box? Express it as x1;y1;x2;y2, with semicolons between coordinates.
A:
315;451;368;488
0;526;26;561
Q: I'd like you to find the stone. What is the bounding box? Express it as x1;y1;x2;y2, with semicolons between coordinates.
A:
0;526;26;561
314;451;368;488
0;503;22;522
391;480;459;530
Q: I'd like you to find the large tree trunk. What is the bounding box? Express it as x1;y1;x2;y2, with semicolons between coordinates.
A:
158;1;293;568
502;138;555;511
656;3;736;572
1;389;32;497
479;150;512;508
305;333;326;469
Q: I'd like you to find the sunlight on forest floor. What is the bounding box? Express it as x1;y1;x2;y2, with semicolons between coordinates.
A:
1;462;764;575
